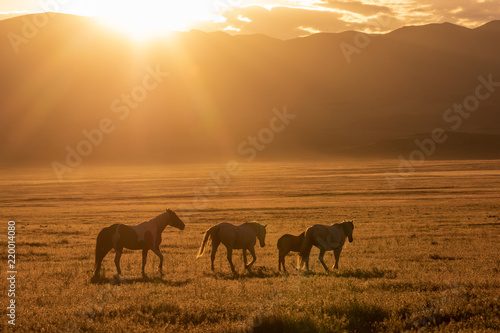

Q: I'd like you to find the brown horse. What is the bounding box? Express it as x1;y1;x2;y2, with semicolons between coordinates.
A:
299;220;354;272
277;232;305;272
93;209;185;279
196;222;267;273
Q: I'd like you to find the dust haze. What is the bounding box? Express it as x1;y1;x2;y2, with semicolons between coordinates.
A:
1;13;499;333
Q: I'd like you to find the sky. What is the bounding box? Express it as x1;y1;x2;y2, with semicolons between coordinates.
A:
1;0;499;39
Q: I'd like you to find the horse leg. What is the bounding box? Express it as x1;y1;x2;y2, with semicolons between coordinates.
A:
242;249;248;267
246;246;257;269
226;246;236;273
278;250;283;271
114;248;123;276
318;249;329;272
211;240;220;271
151;247;164;276
303;256;310;271
141;249;149;277
333;247;343;269
279;250;287;272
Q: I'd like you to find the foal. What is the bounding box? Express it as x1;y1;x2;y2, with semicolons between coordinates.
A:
277;232;305;272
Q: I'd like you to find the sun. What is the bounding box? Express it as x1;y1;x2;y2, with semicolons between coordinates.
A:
92;1;215;40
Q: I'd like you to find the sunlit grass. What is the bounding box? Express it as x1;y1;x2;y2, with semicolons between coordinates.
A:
0;161;499;332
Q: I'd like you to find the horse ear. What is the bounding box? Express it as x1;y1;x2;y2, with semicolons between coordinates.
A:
264;224;268;228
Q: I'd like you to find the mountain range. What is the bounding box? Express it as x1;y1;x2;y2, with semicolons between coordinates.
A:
1;14;500;167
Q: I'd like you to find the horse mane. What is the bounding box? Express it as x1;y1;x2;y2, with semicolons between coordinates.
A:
341;223;349;235
246;222;265;233
149;211;169;229
329;221;352;238
339;220;353;236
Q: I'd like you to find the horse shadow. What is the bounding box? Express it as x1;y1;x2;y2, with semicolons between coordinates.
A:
331;267;397;279
289;267;397;279
206;266;281;280
90;275;192;286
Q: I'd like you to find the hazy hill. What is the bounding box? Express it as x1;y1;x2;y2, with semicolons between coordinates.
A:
338;132;500;160
1;14;500;166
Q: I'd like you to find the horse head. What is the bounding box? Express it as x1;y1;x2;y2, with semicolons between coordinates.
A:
342;220;354;243
257;224;267;247
166;209;185;230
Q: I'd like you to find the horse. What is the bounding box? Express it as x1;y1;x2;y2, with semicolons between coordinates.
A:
299;220;354;272
93;209;185;279
277;232;305;272
196;222;267;274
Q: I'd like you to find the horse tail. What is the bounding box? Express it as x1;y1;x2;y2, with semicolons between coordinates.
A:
298;228;314;266
196;225;217;258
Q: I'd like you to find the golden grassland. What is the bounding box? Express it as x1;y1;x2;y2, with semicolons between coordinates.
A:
1;160;499;332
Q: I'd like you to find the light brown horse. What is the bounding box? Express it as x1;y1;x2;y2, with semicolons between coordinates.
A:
277;232;305;272
93;209;185;279
197;222;267;273
299;220;354;272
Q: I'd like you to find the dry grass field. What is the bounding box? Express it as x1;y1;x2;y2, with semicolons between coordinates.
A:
1;160;499;332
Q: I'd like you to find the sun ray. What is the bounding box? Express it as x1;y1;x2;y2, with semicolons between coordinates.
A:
89;0;217;40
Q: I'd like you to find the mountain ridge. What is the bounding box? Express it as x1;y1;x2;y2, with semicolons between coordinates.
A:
1;14;500;167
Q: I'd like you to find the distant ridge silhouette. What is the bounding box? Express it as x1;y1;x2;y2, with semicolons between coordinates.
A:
1;14;499;165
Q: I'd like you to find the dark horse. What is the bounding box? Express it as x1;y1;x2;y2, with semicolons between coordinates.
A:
93;209;185;279
196;222;267;273
299;220;354;272
277;232;305;272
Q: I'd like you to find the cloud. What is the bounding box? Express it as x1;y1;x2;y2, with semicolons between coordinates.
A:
1;0;499;39
0;10;32;21
194;5;403;39
398;0;500;27
195;0;500;39
318;0;393;16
